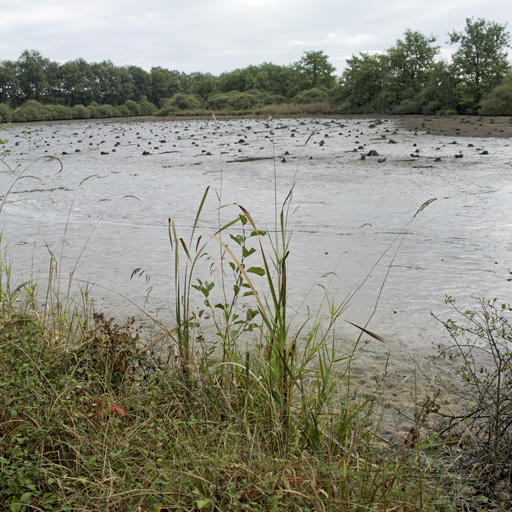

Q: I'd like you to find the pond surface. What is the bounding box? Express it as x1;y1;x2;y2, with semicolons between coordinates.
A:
2;116;512;364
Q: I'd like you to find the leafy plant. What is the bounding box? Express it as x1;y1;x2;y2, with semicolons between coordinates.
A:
437;297;512;508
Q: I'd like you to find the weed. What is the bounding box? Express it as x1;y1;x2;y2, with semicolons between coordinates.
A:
436;297;512;509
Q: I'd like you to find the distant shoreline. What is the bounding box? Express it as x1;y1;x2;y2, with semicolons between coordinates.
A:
13;113;512;138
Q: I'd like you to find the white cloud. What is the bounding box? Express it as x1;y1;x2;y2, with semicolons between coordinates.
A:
0;0;510;74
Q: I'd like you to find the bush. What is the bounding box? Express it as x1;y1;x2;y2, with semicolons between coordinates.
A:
206;91;263;110
70;104;91;119
138;96;159;116
87;102;99;118
124;99;141;116
438;297;512;508
293;87;329;104
95;103;115;118
479;75;512;115
0;103;13;122
13;100;48;122
113;105;131;117
46;104;72;120
158;104;180;116
166;93;202;111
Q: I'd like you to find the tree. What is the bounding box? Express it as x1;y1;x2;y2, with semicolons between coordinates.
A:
336;53;390;112
420;61;458;114
150;67;181;105
188;72;218;100
386;30;439;108
295;51;336;90
449;18;511;112
479;74;512;115
16;50;48;103
127;66;152;101
0;60;20;106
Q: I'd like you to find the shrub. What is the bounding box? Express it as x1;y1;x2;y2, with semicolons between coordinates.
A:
158;104;179;116
87;102;99;118
0;103;13;122
206;91;263;110
95;103;115;118
13;100;48;122
138;96;159;116
479;75;512;115
70;104;91;119
438;297;512;508
124;99;141;116
113;105;131;117
166;92;202;111
293;87;329;104
46;104;72;120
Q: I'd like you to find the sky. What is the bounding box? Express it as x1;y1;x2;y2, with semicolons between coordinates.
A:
1;0;511;76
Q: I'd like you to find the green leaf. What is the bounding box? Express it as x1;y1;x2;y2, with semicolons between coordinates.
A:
20;493;32;503
195;499;212;509
229;234;243;246
247;266;265;276
242;246;256;258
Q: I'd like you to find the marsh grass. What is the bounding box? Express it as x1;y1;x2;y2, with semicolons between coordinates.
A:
0;121;459;511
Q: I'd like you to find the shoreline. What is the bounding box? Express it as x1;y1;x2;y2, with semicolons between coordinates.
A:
11;113;512;138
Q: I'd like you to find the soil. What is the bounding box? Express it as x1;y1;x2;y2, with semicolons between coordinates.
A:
396;114;512;138
33;113;512;138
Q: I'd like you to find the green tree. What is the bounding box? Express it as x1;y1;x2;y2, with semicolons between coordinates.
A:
479;74;512;115
150;67;181;105
16;50;48;103
449;18;511;112
59;60;92;105
127;66;152;101
419;60;458;114
188;72;218;99
336;53;390;112
295;50;336;90
386;30;439;110
0;60;20;106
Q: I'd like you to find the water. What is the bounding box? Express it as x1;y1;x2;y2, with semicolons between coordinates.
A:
2;116;511;362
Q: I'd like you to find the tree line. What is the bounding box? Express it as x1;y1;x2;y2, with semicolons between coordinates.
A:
0;17;510;123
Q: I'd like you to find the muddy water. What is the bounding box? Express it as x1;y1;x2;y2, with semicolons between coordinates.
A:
2;117;512;369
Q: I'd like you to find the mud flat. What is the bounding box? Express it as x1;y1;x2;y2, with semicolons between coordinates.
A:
2;115;511;435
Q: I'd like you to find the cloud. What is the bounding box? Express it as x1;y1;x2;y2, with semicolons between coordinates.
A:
0;0;510;74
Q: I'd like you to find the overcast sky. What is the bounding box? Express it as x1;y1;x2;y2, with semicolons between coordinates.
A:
1;0;511;76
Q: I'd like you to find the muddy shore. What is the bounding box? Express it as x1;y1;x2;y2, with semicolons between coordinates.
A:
3;113;511;439
18;113;512;139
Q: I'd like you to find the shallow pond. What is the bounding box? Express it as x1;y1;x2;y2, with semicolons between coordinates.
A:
2;116;512;366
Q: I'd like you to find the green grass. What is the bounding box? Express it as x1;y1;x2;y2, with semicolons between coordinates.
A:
0;297;457;511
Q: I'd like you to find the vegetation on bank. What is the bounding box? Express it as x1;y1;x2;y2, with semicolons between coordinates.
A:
1;17;511;123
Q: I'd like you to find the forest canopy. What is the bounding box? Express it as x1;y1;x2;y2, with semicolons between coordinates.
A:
0;17;510;122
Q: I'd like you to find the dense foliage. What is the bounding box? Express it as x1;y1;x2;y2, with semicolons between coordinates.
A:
0;17;510;122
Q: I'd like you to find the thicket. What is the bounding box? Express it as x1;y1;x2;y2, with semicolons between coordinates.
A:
0;17;510;121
